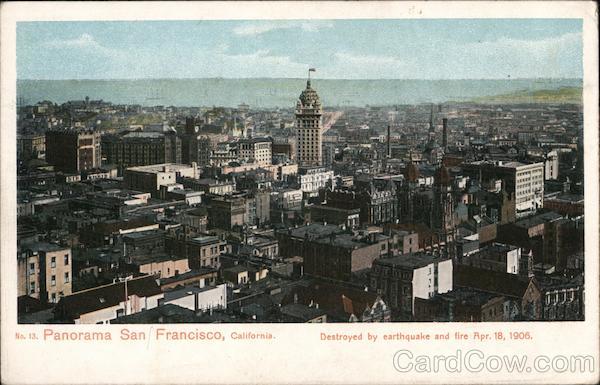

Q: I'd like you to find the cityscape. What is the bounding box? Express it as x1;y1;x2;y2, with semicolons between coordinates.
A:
16;20;585;324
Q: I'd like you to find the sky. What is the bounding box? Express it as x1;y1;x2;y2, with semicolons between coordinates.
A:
17;19;582;80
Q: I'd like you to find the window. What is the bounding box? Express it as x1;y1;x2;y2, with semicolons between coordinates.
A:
64;254;69;265
29;282;35;294
51;257;56;268
51;293;56;302
29;263;35;275
64;272;70;283
51;275;56;286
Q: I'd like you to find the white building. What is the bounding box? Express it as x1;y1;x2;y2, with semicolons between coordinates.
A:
508;162;545;218
238;137;272;167
297;167;334;195
464;160;544;218
159;283;227;313
123;163;199;196
412;258;453;311
273;188;303;210
544;150;559;180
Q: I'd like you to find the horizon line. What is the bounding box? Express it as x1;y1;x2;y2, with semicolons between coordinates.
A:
17;76;584;82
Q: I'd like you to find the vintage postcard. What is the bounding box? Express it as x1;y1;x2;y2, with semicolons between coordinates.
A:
1;1;598;384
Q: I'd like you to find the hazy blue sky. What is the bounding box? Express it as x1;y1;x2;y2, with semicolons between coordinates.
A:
17;19;582;80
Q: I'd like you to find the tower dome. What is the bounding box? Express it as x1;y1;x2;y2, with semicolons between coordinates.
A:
295;74;323;168
297;80;322;110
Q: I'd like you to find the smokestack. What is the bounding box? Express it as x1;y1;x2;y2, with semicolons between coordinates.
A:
442;118;448;150
386;123;391;158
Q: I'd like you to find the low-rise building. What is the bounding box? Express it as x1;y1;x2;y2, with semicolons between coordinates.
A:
167;235;228;269
123;163;199;197
309;205;360;229
130;254;191;279
159;283;227;313
302;232;391;282
282;280;391;322
54;275;163;324
207;195;246;229
370;253;453;316
458;243;526;275
296;167;334;196
18;242;73;304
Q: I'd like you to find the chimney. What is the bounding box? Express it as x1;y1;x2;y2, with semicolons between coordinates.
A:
442;118;448;150
386;123;391;158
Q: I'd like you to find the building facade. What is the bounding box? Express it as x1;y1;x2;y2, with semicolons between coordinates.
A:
46;129;102;172
101;132;181;173
238;137;273;167
463;161;544;219
370;254;453;317
295;79;323;167
18;243;73;304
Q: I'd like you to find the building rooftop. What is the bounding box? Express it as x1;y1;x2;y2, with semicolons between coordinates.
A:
122;131;165;139
129;253;186;265
55;275;162;320
513;211;563;229
280;303;327;321
376;253;439;269
123;229;164;241
314;232;389;249
189;235;222;245
454;265;528;298
20;242;69;254
471;243;519;262
110;304;197;324
282;223;344;240
159;268;218;286
547;193;584;203
125;163;195;173
434;287;499;306
162;284;224;301
223;264;250;274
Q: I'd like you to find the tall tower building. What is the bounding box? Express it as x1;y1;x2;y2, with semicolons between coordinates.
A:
428;105;436;142
432;164;456;257
295;73;323;167
442;118;448;150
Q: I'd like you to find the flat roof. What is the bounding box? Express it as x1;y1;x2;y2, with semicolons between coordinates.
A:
125;163;195;173
190;235;221;245
163;284;223;301
514;211;563;228
284;223;343;239
548;193;584;203
376;253;441;269
21;242;69;254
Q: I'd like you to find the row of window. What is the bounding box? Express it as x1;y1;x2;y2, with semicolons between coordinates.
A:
29;254;69;274
28;272;70;294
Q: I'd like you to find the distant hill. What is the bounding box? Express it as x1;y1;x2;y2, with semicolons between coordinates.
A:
18;78;582;108
472;86;582;104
